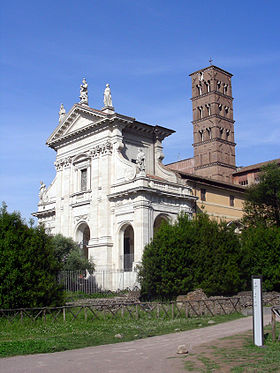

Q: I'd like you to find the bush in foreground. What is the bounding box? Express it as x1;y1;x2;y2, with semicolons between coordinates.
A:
241;224;280;291
0;203;64;308
138;213;244;300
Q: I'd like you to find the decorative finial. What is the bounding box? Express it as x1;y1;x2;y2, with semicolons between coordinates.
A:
209;57;213;65
59;103;66;123
79;78;88;105
103;83;113;108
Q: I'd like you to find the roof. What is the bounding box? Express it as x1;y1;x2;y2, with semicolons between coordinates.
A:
189;65;233;77
166;157;194;166
178;171;246;192
233;158;280;175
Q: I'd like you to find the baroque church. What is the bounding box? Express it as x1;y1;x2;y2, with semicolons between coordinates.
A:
34;64;250;286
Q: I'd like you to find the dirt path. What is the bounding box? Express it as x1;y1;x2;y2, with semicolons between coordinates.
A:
0;314;271;373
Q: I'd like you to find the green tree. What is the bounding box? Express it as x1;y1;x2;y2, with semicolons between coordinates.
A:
138;213;244;300
0;203;64;309
242;163;280;227
241;225;280;291
51;234;94;271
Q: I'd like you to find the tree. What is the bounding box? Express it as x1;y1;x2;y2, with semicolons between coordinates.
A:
242;163;280;227
138;213;244;300
241;225;280;292
51;234;94;271
0;203;64;309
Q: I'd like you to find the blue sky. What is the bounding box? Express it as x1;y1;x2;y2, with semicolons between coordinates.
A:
1;0;280;221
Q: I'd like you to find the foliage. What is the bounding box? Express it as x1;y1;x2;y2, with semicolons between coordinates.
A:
0;203;64;309
241;224;280;291
51;234;94;271
138;213;244;300
242;163;280;228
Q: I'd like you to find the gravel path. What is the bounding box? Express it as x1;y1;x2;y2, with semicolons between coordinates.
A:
0;314;271;373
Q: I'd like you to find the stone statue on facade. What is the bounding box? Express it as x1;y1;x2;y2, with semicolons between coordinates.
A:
39;181;47;203
103;83;113;107
79;78;88;105
59;103;66;123
136;148;145;173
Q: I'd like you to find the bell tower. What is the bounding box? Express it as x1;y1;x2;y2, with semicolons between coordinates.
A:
190;65;236;182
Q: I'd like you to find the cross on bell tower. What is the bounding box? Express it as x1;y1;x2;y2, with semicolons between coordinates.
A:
189;65;236;182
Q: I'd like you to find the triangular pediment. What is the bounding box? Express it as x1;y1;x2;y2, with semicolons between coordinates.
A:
46;104;108;147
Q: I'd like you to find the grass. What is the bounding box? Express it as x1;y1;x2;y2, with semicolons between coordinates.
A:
183;324;280;372
0;312;242;358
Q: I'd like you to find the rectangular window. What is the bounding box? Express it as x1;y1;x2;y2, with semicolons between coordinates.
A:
230;195;234;207
81;169;87;191
201;188;206;201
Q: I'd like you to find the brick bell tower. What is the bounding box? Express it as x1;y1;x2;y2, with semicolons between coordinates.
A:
189;64;236;182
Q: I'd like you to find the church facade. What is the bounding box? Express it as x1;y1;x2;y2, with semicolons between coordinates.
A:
34;64;251;288
34;81;196;280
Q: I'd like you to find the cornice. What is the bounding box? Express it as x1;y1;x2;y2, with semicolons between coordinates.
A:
32;208;56;218
192;115;235;125
194;161;236;171
124;122;174;141
191;91;233;102
193;138;236;147
47;104;135;150
108;186;197;201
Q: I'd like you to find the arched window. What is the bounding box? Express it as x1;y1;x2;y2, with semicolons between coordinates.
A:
123;225;134;271
76;223;90;259
153;215;169;235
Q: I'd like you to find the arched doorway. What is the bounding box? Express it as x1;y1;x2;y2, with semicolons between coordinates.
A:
123;225;134;271
153;215;169;235
76;223;90;259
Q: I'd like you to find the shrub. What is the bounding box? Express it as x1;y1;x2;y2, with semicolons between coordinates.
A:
241;225;280;291
51;234;94;271
138;213;244;300
0;203;64;308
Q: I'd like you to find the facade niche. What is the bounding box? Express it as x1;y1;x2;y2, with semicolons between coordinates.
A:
123;225;134;271
76;223;90;259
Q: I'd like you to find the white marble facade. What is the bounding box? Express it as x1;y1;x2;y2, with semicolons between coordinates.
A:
34;83;196;280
